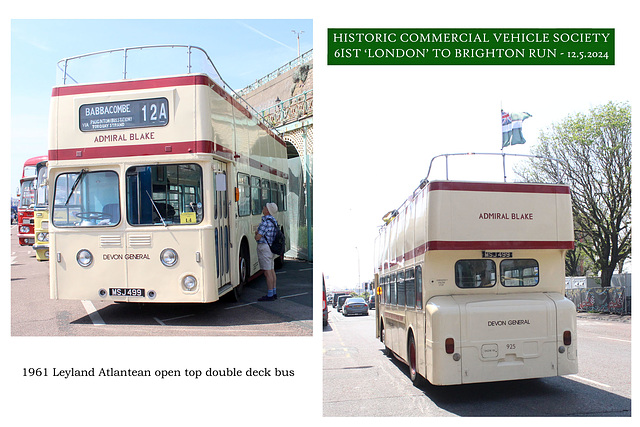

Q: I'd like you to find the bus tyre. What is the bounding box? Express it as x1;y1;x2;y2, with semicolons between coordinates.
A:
381;323;390;356
408;333;424;387
230;243;249;302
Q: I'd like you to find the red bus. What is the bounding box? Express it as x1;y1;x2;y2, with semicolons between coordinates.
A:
17;155;47;246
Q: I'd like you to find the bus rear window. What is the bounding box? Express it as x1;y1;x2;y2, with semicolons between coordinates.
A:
501;259;539;287
455;260;496;288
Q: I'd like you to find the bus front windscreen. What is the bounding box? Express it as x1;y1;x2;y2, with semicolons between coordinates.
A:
52;170;120;227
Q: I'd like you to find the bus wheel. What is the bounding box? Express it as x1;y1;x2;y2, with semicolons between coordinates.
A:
231;243;249;302
381;323;390;356
408;333;423;387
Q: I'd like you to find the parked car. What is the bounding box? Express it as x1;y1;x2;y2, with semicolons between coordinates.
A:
336;295;351;312
342;297;369;316
333;293;350;308
368;295;376;310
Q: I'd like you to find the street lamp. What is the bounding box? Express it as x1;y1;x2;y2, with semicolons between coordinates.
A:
292;30;304;59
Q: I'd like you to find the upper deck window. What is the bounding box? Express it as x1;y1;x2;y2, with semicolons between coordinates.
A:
455;259;496;288
126;164;202;226
52;171;120;227
501;259;540;287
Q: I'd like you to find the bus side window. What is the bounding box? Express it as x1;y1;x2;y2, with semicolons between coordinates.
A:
390;273;397;305
384;275;391;304
251;176;261;215
397;270;405;307
415;265;423;309
237;173;250;216
405;268;415;308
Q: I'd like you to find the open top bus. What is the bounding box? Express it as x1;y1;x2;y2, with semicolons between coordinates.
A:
374;152;578;386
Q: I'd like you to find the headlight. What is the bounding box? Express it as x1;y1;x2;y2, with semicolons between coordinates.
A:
76;249;93;267
160;248;178;267
37;232;49;242
19;226;30;233
182;275;197;291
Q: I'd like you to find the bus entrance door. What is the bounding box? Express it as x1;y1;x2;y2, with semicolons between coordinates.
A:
213;161;231;291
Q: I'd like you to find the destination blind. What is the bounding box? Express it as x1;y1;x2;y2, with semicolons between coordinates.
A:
79;97;169;131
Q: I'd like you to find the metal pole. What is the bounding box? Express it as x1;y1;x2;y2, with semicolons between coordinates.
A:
63;59;68;85
292;30;304;64
445;155;449;180
187;45;192;74
123;48;128;80
503;152;507;182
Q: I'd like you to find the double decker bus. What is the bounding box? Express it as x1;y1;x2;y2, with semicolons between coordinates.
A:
17;155;47;246
33;160;50;261
49;45;289;303
374;153;578;386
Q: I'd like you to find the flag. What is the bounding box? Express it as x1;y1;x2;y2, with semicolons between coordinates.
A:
502;110;531;147
501;110;512;147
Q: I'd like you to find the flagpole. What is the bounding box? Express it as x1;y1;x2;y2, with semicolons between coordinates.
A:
501;104;506;182
502;151;507;182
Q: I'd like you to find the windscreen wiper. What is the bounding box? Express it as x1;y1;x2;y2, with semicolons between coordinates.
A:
146;190;167;227
65;169;87;205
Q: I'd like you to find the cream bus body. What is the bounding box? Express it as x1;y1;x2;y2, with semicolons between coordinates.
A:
49;47;288;303
375;179;578;385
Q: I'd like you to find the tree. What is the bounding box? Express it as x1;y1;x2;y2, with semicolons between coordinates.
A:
515;101;631;287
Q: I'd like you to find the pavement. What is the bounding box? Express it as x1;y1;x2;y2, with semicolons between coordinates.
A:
576;312;631;323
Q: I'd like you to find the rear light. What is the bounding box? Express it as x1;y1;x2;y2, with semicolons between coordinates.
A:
563;330;572;346
445;338;455;354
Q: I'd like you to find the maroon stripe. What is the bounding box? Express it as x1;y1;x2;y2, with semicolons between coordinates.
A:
49;140;288;179
428;181;570;194
51;75;208;97
389;240;574;266
426;240;575;250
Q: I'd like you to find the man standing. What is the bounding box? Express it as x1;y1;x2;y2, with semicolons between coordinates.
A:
255;202;279;301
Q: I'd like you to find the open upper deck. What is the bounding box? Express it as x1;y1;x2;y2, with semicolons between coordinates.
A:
376;153;575;272
424;180;574;250
49;45;284;164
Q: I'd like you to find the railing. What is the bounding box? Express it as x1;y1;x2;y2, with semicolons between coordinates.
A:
55;45;278;135
424;152;563;184
236;49;313;97
380;152;565;225
259;90;313;128
566;287;630;315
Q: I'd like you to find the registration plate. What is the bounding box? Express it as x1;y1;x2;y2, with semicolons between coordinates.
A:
109;288;145;297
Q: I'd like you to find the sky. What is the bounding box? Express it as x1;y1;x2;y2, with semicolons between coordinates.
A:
9;18;313;195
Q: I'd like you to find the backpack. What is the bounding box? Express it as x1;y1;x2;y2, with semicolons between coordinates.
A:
267;217;286;256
